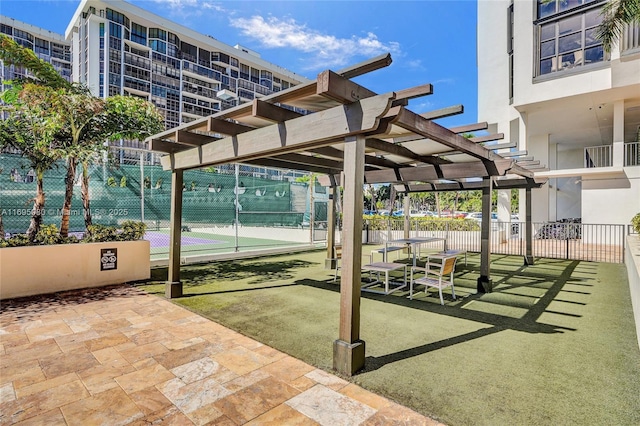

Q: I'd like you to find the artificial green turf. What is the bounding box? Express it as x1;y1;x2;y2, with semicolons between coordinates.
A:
139;250;640;426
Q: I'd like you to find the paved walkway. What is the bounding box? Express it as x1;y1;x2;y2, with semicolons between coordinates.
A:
0;285;441;425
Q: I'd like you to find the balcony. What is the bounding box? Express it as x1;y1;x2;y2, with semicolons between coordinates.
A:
584;142;640;168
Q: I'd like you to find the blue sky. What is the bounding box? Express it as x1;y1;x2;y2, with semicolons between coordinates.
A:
1;0;478;128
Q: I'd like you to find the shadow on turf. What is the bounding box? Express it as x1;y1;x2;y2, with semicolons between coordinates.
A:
301;258;587;373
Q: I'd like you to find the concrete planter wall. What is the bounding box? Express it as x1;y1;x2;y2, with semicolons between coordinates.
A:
0;240;150;300
625;235;640;350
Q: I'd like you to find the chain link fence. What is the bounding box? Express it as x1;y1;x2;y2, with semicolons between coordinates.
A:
0;149;328;259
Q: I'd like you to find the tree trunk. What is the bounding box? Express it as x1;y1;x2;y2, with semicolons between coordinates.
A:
369;184;377;212
81;162;92;234
388;184;397;215
26;173;45;241
0;213;4;239
435;192;441;217
59;157;77;237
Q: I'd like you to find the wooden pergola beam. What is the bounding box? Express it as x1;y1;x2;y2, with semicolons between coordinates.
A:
207;117;254;136
395;177;546;192
307;146;402;169
317;70;377;103
448;122;489;134
160;93;395;171
175;130;217;146
365;137;450;165
252;99;303;123
470;133;504;144
419;105;464;120
149;139;192;153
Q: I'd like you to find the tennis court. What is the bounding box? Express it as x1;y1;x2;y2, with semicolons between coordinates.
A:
145;228;311;260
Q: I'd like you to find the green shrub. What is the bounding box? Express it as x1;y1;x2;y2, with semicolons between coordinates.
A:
84;224;119;242
119;220;147;241
0;233;30;247
34;224;63;245
632;213;640;234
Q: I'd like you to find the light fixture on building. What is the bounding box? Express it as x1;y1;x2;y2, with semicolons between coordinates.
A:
216;89;236;100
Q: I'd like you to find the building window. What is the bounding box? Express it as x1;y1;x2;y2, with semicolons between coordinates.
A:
536;1;605;76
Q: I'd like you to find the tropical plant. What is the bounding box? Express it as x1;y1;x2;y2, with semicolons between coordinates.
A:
632;212;640;234
597;0;640;51
0;83;65;240
0;35;164;237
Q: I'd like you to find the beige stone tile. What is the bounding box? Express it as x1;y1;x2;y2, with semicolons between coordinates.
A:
84;331;131;352
161;336;205;351
0;359;42;387
61;386;144;426
288;375;317;392
128;328;173;346
185;402;225;426
24;321;74;342
0;379;89;424
338;383;392;411
223;368;271;393
118;341;169;364
0;333;29;349
211;346;272;376
39;352;99;379
154;341;219;370
128;406;194;425
92;347;128;365
170;357;226;385
129;386;173;416
0;382;16;402
16;373;79;399
253;344;288;363
304;369;350;391
132;357;159;370
285;384;376;426
157;377;231;414
246;403;319;425
89;318;132;334
362;403;443;426
54;329;100;349
4;338;61;362
115;363;174;394
14;408;67;426
259;356;316;383
78;358;136;395
214;376;300;424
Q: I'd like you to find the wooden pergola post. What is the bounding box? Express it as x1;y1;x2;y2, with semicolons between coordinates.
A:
524;187;534;265
477;176;493;293
325;185;337;269
166;169;184;298
333;135;365;376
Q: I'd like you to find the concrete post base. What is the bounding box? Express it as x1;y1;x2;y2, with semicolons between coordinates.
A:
477;276;493;293
165;281;183;299
524;255;535;266
333;339;365;376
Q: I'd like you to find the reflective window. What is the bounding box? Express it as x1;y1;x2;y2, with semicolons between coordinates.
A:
536;2;606;76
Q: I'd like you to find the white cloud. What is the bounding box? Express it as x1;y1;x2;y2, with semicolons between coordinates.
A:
144;0;227;18
229;15;401;70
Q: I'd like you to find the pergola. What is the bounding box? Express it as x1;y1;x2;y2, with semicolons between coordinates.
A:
146;54;547;376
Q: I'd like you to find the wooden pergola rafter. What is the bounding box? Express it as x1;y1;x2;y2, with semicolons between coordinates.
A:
146;53;546;376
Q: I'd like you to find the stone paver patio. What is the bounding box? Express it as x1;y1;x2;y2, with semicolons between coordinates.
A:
0;285;440;425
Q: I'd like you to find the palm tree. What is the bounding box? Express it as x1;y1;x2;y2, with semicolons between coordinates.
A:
597;0;640;51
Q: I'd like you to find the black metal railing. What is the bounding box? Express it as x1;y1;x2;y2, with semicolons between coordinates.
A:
363;218;625;263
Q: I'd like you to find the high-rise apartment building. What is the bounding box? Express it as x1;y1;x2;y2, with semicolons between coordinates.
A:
0;16;72;89
64;0;309;131
478;0;640;226
1;0;310;178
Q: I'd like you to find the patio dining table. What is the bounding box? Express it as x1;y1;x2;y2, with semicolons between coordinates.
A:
386;237;447;266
